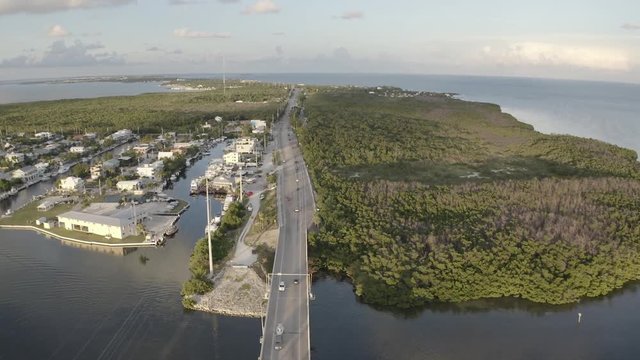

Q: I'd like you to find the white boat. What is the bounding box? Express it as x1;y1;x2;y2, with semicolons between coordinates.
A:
57;165;70;174
223;194;234;211
205;219;218;234
190;178;201;193
170;174;177;181
213;214;222;225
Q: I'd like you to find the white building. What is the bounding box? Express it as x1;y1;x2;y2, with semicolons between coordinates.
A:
57;211;136;239
133;144;151;155
111;129;133;142
5;152;25;163
137;160;164;179
223;151;241;165
158;151;175;160
90;165;103;180
12;166;39;183
37;200;56;212
35;132;55;139
250;120;267;133
59;176;85;192
34;162;50;173
211;175;235;192
116;180;142;192
235;137;258;154
70;146;86;154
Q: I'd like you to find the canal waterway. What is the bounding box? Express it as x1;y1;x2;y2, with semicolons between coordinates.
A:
0;143;263;360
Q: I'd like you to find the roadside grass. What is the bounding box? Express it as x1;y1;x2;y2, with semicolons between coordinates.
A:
246;189;277;242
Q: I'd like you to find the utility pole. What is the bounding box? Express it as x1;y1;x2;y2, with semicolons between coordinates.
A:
222;56;226;98
206;177;214;275
239;170;243;203
132;201;137;235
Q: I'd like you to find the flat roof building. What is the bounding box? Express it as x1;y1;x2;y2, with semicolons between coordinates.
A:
57;211;136;239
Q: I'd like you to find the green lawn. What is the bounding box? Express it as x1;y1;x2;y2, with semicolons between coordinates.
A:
0;200;146;245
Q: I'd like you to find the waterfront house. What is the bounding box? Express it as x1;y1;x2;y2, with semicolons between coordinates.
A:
133;144;152;156
59;176;85;192
235;137;259;154
6;152;25;163
111;129;133;142
34;162;50;173
212;175;235;192
57;211;136;239
136;160;164;180
90;165;103;180
223;151;241;165
157;151;175;160
70;146;86;154
37;200;56;212
116;180;143;192
12;166;39;183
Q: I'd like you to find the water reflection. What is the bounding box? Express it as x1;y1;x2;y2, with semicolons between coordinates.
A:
0;144;262;360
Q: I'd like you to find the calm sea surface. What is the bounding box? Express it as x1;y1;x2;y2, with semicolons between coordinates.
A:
1;74;640;360
0;81;169;104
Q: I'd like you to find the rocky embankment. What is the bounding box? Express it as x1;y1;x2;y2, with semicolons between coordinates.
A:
191;265;267;318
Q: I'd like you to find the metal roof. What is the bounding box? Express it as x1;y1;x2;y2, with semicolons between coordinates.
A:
57;211;130;228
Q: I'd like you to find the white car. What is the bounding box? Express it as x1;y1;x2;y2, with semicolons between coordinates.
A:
278;281;286;291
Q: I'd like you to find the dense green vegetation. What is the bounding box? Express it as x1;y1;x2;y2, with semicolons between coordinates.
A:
181;202;246;308
0;80;288;134
298;87;640;307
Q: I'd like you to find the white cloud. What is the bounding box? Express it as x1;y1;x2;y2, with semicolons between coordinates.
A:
483;42;631;71
0;40;124;67
169;0;202;4
243;0;279;15
0;0;134;15
173;28;231;38
48;24;70;37
338;11;363;20
622;23;640;31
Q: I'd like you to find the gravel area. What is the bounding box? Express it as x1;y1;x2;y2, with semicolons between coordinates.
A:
191;266;267;318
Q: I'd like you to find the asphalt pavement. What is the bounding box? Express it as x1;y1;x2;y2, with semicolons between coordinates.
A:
260;89;313;360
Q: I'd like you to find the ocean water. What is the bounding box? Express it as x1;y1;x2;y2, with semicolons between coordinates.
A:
0;80;169;104
236;74;640;155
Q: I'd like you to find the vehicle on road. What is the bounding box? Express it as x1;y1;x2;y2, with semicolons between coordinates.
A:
278;281;286;291
259;193;265;200
293;279;299;285
294;209;299;213
275;323;284;350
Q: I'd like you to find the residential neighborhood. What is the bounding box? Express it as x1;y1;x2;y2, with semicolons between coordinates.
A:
0;118;271;248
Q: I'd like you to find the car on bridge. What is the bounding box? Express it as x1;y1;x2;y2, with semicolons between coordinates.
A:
275;323;284;350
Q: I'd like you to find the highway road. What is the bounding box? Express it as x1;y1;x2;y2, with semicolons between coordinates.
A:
259;89;313;360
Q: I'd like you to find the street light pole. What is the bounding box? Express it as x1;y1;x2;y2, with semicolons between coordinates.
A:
206;177;214;274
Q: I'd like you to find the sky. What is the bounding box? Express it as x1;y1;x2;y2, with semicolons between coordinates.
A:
0;0;639;82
